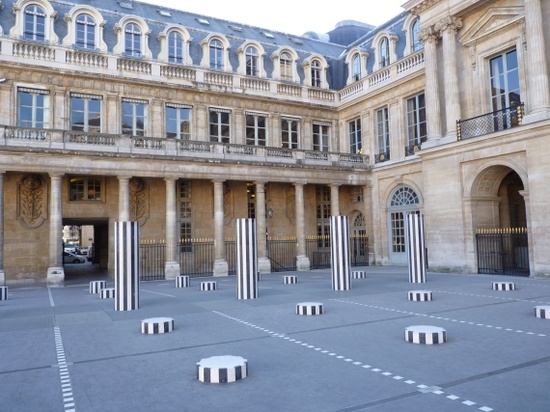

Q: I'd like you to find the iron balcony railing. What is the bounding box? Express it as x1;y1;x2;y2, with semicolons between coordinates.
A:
456;103;524;141
404;137;427;156
374;150;390;164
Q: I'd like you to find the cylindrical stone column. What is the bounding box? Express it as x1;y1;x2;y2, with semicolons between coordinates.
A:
117;176;131;221
114;221;140;311
294;183;310;271
0;172;5;285
47;173;64;284
212;180;228;276
330;215;351;291
330;184;340;216
164;177;180;279
407;214;427;283
419;27;442;141
236;218;258;299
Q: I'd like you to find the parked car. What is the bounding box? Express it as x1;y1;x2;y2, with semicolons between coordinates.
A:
63;251;86;264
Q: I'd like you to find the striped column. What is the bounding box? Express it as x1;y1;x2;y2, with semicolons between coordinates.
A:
0;286;8;300
89;280;106;294
175;275;190;288
330;215;351;291
114;221;140;311
407;214;427;283
236;218;258;299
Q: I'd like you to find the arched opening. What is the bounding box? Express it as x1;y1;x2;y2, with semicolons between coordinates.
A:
351;212;369;266
388;185;419;265
471;166;529;275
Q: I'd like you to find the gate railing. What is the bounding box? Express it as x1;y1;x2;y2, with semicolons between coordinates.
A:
476;228;529;276
139;234;370;279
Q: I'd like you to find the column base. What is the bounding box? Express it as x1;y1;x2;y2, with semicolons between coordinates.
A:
0;270;5;286
47;267;65;286
258;257;271;275
213;259;228;277
164;261;180;280
296;255;310;271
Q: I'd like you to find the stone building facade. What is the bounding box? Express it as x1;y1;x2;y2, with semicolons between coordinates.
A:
0;0;548;284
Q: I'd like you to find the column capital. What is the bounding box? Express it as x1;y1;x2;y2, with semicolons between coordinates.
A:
293;181;307;187
434;16;462;34
48;172;64;179
117;175;132;181
418;25;440;44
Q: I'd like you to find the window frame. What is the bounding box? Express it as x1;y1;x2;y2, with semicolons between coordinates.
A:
121;98;148;136
245;112;267;146
70;93;102;133
209;108;231;143
406;93;426;152
376;107;390;160
312;122;330;152
166;103;192;140
68;176;104;202
17;87;50;129
23;4;46;41
281;117;299;149
348;118;362;154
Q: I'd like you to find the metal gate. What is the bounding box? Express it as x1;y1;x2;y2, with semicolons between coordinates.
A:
476;228;529;276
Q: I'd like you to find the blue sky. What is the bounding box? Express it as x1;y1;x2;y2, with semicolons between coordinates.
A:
148;0;406;36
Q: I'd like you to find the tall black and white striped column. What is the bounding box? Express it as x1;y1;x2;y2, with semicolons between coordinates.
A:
236;218;258;299
330;215;351;291
406;213;427;283
114;221;140;311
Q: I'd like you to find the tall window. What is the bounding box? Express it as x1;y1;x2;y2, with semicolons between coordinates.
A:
76;14;96;49
316;186;331;248
313;123;330;151
376;107;390;161
179;180;192;249
122;99;147;136
411;19;422;52
245;46;259;76
349;118;362;154
209;39;224;70
352;54;361;81
280;51;293;81
209;109;231;143
490;49;520;111
125;23;141;57
18;88;49;129
24;5;46;41
168;31;184;64
246;113;267;146
69;177;102;201
281;118;299;149
311;60;321;88
166;104;191;139
71;94;101;133
389;186;419;254
406;93;426;152
380;37;390;67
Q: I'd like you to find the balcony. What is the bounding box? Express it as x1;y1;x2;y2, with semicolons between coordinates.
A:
404;137;427;156
456;103;524;141
0;126;370;170
374;150;390;164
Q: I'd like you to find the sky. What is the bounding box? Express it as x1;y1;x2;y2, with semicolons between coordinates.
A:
145;0;407;36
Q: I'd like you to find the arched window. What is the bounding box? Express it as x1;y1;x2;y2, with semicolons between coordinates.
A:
24;5;46;41
352;54;361;81
311;59;321;88
209;39;224;70
380;37;390;67
411;19;422;52
125;22;142;57
388;185;420;264
245;46;259;76
76;13;96;49
168;31;184;64
280;51;293;81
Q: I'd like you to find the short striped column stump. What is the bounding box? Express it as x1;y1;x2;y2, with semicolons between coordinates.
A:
352;270;367;279
141;317;175;334
296;302;324;316
534;306;550;320
492;281;516;291
283;275;298;284
408;290;433;302
197;355;248;384
89;280;106;294
405;325;447;345
99;287;115;299
200;281;217;291
0;286;8;300
175;275;190;288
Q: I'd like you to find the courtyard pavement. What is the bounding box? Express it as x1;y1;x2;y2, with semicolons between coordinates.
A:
1;266;550;412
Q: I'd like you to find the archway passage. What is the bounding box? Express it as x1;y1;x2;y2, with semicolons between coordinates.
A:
388;186;419;265
473;168;529;276
62;218;109;281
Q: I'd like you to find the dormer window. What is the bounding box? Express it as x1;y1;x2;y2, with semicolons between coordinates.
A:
380;37;390;67
411;19;422;52
125;22;142;57
168;31;183;64
24;5;46;41
280;51;293;81
246;46;259;76
311;60;321;88
209;39;224;70
76;13;96;49
352;54;361;81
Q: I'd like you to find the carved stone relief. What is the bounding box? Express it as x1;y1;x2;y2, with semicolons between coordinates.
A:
129;177;149;226
18;174;47;228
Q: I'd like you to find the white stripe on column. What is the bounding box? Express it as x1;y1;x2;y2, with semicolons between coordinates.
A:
115;221;140;311
330;215;351;291
236;218;258;299
407;214;426;283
